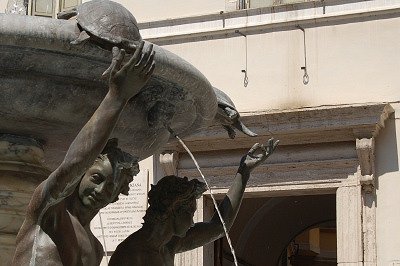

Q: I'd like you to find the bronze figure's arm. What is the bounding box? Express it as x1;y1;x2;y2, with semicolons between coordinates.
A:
171;138;279;253
29;42;155;217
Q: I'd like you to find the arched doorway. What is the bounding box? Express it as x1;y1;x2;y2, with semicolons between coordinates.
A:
214;194;336;266
278;221;337;266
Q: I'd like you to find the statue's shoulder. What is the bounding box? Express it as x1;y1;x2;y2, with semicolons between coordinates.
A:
111;230;171;265
109;239;146;266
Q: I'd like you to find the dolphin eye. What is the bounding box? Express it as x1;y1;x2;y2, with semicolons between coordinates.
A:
91;174;104;184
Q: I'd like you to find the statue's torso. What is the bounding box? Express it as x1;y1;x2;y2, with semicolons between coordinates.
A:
13;200;102;266
111;248;175;266
109;231;176;266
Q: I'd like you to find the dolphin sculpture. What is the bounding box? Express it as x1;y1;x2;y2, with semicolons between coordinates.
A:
213;87;257;139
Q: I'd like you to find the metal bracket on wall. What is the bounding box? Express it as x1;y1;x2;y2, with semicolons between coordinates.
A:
235;29;249;87
297;25;309;85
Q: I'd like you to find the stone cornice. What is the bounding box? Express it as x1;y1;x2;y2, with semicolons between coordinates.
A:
140;3;400;45
164;103;394;153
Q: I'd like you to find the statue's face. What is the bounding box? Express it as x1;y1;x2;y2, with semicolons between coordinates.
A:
173;199;196;237
79;158;118;210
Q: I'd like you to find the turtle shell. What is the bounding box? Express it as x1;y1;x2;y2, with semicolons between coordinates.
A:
76;0;142;47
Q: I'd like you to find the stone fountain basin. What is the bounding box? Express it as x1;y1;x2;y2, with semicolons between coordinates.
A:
0;14;217;169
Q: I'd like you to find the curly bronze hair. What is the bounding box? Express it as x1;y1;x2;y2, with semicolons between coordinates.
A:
97;138;139;201
143;175;207;224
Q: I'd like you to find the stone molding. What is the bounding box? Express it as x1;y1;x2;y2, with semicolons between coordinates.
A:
139;2;400;45
161;103;393;195
179;158;358;192
164;103;394;153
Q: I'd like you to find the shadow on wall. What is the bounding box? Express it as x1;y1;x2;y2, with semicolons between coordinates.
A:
375;113;399;189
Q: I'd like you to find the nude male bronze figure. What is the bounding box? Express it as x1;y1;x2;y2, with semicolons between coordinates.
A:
12;41;155;266
109;138;279;266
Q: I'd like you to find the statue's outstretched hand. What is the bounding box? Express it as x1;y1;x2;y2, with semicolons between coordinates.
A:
107;41;155;101
239;138;279;174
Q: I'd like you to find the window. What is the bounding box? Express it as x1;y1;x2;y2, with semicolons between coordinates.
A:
29;0;81;18
225;0;324;11
225;0;248;11
249;0;322;9
31;0;54;17
59;0;79;12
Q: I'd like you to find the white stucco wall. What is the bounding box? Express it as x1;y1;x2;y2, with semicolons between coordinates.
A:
160;17;400;113
129;3;400;264
105;0;400;265
126;0;226;22
125;3;400;263
0;0;7;13
97;0;399;114
83;0;226;22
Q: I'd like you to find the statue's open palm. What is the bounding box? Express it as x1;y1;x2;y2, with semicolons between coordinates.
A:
107;41;155;100
240;138;279;173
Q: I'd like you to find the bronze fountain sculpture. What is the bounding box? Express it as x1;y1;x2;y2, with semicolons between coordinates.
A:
12;42;154;266
109;139;278;266
0;0;274;265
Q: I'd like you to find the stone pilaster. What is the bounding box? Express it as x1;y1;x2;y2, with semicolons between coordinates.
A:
0;135;49;265
174;196;214;266
356;138;377;265
336;138;377;265
336;177;363;265
174;196;205;266
159;151;179;176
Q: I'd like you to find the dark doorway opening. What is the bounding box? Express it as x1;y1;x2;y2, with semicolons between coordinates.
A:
214;194;336;266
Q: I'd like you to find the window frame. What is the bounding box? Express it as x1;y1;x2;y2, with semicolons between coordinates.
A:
28;0;81;18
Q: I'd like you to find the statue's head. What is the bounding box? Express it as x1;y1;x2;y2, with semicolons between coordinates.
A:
78;138;139;210
143;175;207;237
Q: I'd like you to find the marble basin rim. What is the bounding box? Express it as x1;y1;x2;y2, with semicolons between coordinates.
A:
0;14;217;169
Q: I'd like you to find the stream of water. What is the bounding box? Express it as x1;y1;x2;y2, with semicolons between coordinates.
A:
81;131;239;266
174;134;239;266
98;210;109;265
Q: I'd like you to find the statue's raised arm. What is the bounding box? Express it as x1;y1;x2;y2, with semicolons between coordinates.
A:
109;138;278;266
172;138;279;253
30;41;154;219
12;42;155;266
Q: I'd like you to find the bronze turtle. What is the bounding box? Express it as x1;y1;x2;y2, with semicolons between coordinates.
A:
58;0;141;53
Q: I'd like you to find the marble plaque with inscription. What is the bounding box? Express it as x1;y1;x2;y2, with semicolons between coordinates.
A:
90;170;149;251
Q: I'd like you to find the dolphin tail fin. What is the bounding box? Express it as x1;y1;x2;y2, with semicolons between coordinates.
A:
233;120;257;137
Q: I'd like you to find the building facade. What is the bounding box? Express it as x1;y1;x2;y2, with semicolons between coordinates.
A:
1;0;400;265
